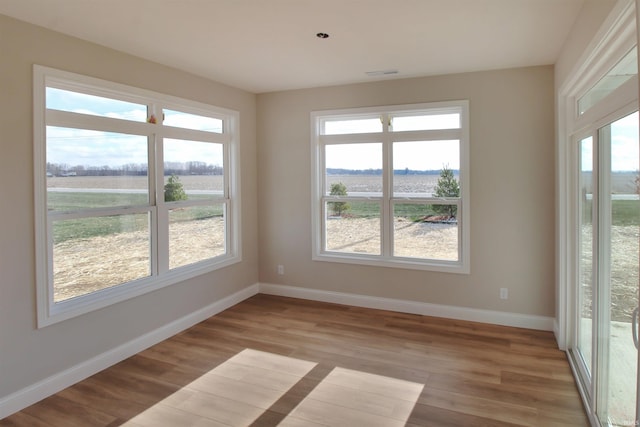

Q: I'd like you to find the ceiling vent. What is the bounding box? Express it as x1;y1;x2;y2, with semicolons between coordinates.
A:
365;69;399;77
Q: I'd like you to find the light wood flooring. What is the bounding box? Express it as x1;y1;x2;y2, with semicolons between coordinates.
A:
1;294;588;426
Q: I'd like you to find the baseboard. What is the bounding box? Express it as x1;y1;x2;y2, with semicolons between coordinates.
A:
553;318;565;350
1;281;554;419
259;282;554;331
0;283;259;420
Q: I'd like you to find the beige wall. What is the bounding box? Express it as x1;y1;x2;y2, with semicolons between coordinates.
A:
555;0;619;91
257;66;556;317
0;15;258;399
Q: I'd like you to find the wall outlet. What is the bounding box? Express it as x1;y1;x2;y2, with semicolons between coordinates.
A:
500;288;508;300
277;265;284;275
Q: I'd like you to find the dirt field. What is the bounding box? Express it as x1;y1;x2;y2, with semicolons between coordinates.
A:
326;217;458;261
53;217;224;302
581;225;639;323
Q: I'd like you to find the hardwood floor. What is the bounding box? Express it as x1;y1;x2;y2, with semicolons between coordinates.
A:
1;294;588;426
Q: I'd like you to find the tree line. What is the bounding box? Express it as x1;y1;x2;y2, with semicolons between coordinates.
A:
327;168;459;175
46;161;223;177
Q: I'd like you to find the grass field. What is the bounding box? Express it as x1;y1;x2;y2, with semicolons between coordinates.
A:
48;191;223;244
48;173;639;225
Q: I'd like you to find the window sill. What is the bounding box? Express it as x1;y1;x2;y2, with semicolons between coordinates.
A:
312;252;469;274
38;254;241;328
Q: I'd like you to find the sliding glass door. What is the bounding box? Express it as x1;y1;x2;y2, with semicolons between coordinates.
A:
597;112;639;425
577;136;595;388
574;112;639;426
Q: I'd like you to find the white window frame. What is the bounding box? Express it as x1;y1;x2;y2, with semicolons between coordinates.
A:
311;101;470;274
33;65;241;327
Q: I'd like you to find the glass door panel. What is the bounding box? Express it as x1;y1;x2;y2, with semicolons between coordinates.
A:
578;136;595;380
597;112;639;426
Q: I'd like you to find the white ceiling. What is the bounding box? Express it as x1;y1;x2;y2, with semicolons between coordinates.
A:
0;0;585;93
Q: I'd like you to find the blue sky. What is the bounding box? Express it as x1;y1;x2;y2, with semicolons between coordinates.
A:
581;111;639;172
325;140;460;171
46;88;638;173
46;88;224;168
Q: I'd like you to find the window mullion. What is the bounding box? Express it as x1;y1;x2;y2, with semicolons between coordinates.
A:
46;109;152;136
154;134;168;275
223;123;231;199
382;114;392;258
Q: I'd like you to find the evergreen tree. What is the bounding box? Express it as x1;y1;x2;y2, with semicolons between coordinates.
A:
433;165;460;218
328;182;350;216
164;174;188;202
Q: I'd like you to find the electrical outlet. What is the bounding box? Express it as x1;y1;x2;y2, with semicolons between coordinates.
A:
500;288;508;300
277;265;284;275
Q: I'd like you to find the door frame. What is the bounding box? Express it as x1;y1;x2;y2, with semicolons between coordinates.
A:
557;0;638;425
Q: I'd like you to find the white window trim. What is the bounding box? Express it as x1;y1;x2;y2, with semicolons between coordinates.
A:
556;1;637;424
311;101;470;274
33;65;242;327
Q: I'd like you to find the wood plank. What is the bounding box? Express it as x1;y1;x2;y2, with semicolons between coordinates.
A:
418;388;539;426
406;402;526;427
0;295;588;426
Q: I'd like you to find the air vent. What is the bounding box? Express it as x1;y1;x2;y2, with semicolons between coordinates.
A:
365;69;399;77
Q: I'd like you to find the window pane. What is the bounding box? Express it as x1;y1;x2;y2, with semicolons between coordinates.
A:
578;136;594;376
326;143;382;195
391;113;460;131
52;213;150;302
393;204;458;260
46;126;149;210
578;47;638;115
163;109;223;133
323;118;382;135
602;112;640;423
46;87;147;122
164;139;224;201
325;201;380;255
393;140;460;197
169;205;225;269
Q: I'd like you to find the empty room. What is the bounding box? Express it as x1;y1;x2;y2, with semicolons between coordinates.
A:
0;0;638;426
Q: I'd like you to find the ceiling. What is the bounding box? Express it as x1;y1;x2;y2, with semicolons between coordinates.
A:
0;0;585;93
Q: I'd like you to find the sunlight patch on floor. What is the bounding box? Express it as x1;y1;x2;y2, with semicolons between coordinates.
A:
123;348;317;426
279;367;424;427
121;348;424;426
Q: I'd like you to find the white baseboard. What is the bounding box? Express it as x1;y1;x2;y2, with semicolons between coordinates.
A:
0;283;259;420
553;319;565;350
259;282;554;331
1;281;555;419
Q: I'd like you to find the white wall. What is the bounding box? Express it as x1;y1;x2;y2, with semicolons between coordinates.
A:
257;66;556;318
0;14;258;406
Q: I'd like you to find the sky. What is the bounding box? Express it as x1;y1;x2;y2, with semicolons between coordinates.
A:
46;88;638;173
46;88;224;169
325;140;460;171
323;113;461;171
580;111;639;172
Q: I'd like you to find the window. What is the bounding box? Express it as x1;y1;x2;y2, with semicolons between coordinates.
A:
311;101;469;273
577;46;637;116
34;66;240;326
